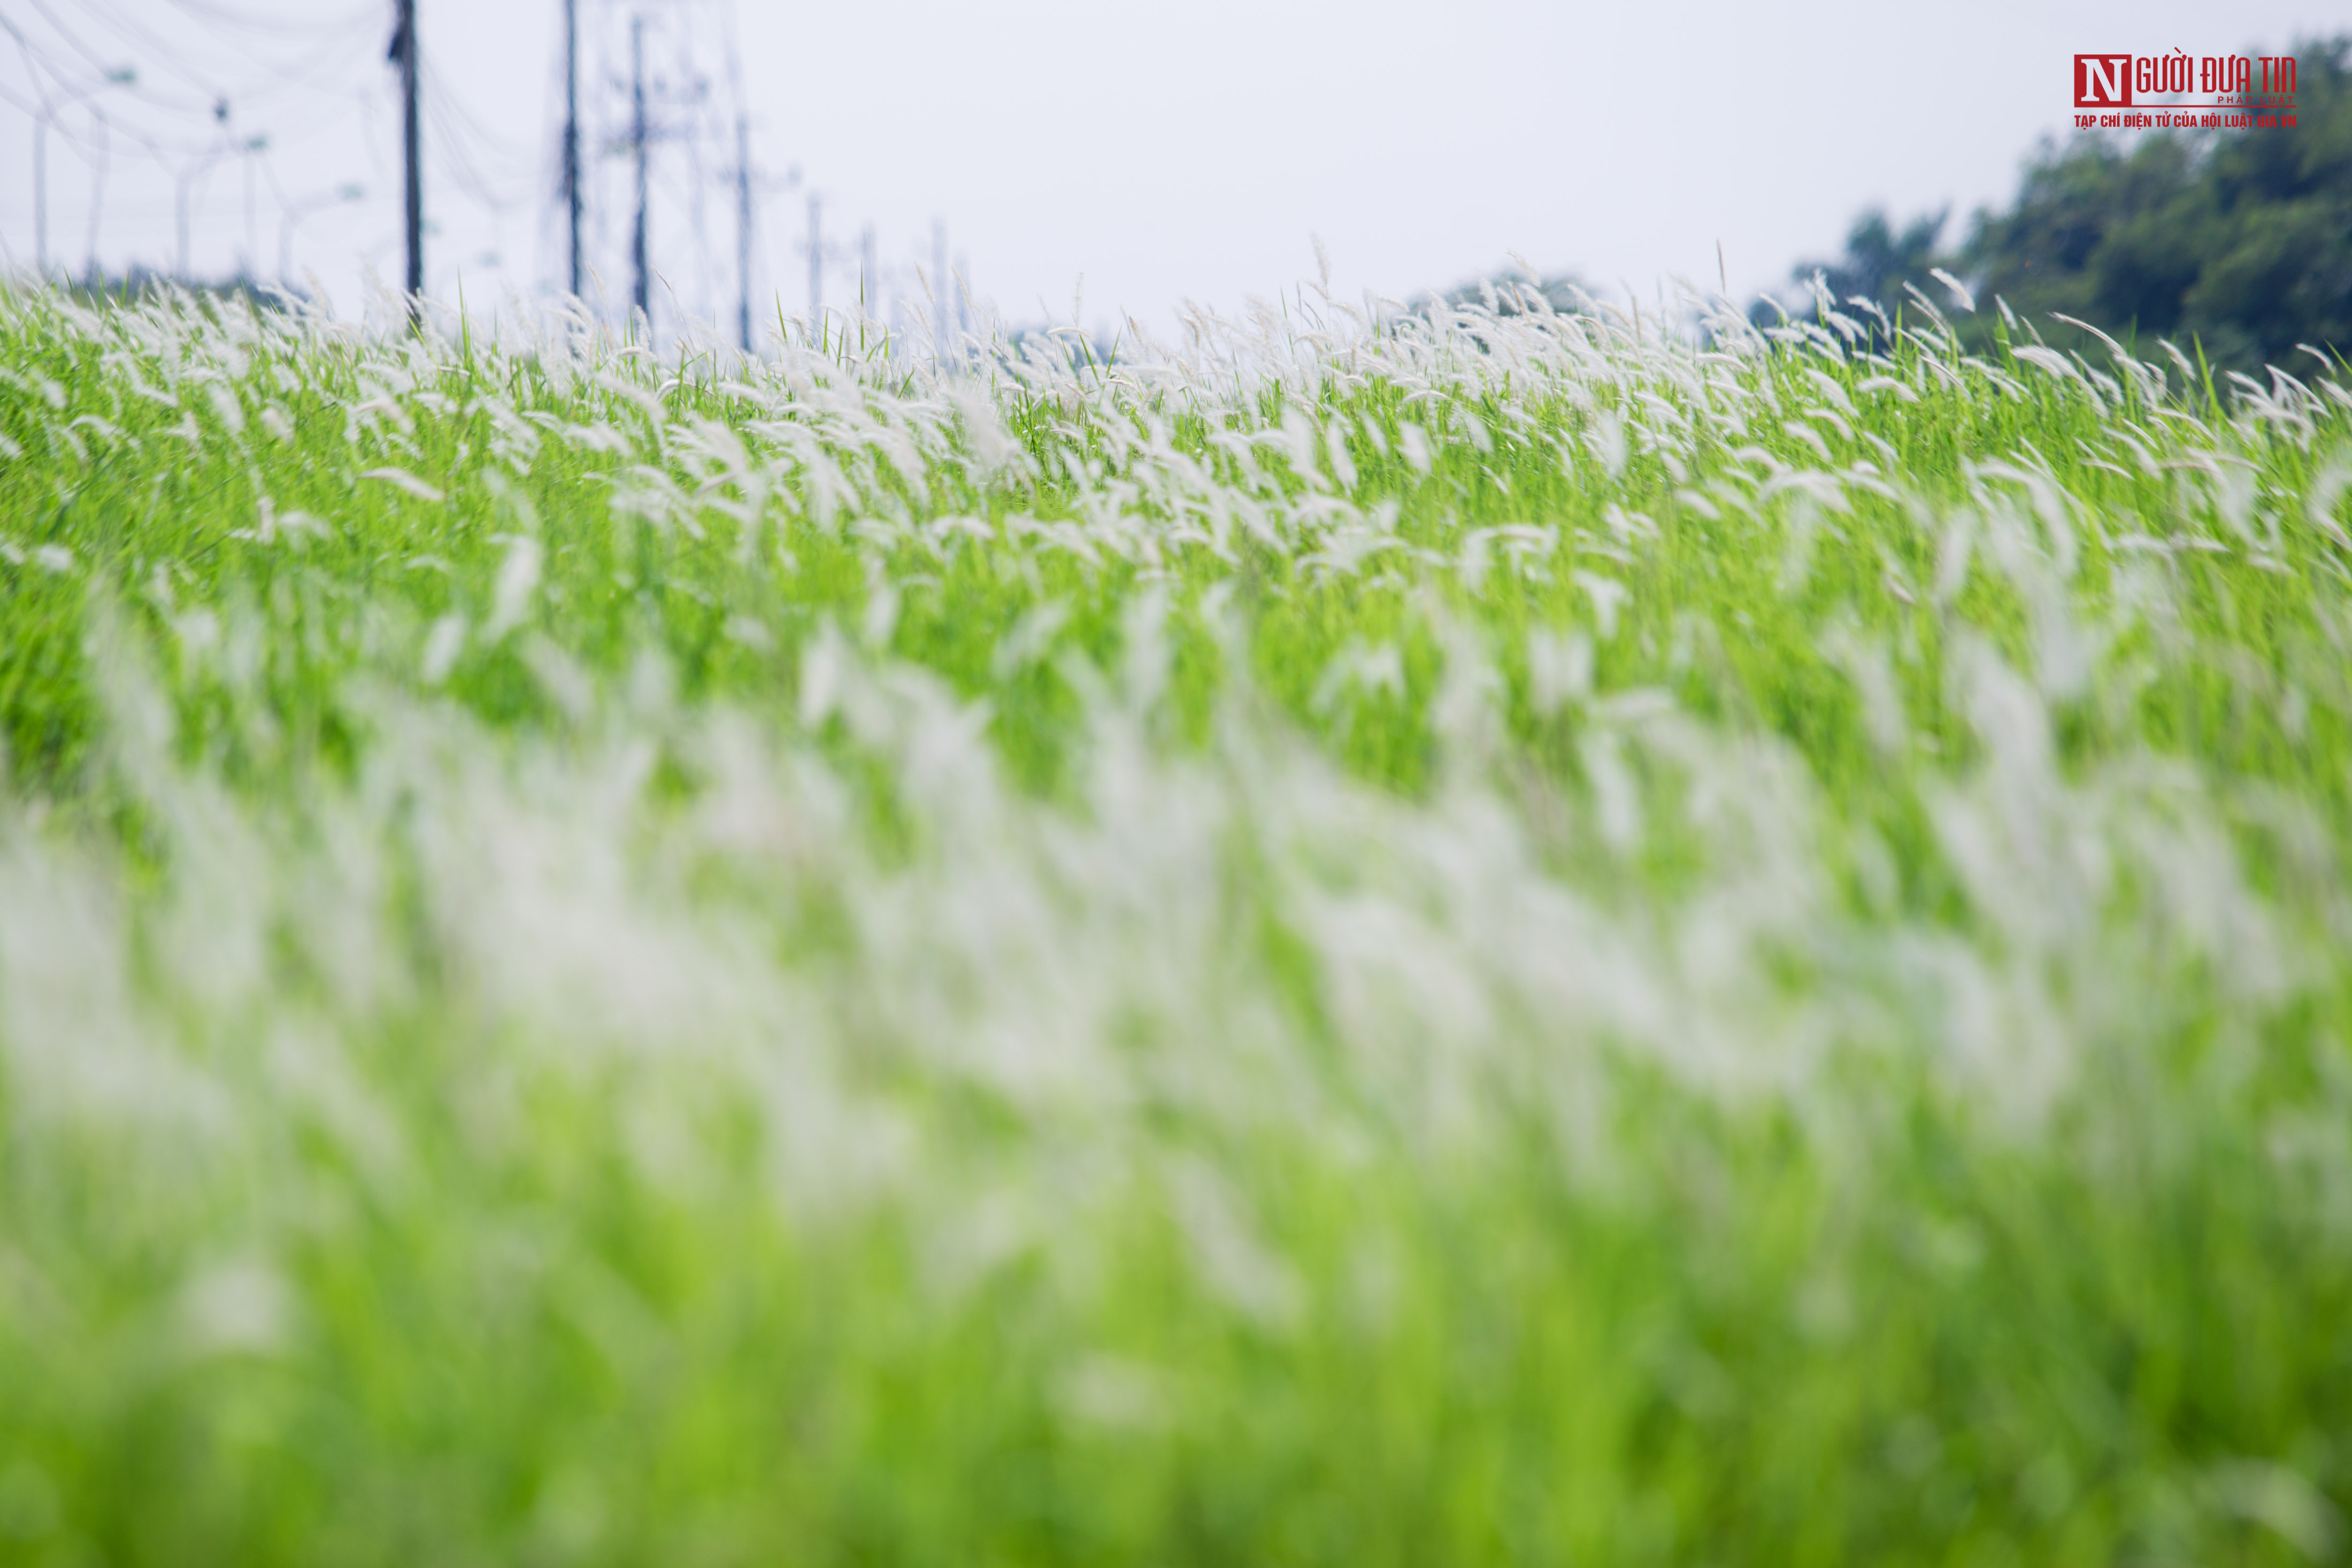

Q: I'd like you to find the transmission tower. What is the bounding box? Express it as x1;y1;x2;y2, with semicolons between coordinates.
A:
804;194;827;328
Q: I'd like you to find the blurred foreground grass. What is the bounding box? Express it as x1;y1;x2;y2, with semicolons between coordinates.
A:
2;279;2351;1565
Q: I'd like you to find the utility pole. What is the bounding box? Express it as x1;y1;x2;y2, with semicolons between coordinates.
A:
931;219;948;357
176;162;194;279
389;0;421;301
280;184;363;285
241;137;262;280
51;68;134;286
734;113;753;351
806;194;823;332
629;13;649;325
32;119;45;279
562;0;582;296
859;223;875;318
175;143;229;282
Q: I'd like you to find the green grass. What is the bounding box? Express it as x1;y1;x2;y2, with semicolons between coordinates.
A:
3;277;2351;1565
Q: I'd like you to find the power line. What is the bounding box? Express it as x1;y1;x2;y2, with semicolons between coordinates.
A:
5;0;398;290
4;5;342;164
44;0;257;116
3;0;978;340
158;0;380;40
424;70;526;213
82;0;379;105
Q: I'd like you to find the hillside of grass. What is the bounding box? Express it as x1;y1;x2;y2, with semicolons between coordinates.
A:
3;279;2351;1565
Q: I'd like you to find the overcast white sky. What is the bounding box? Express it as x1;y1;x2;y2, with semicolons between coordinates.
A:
0;0;2338;340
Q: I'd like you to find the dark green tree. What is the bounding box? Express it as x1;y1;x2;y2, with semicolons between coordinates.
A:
1764;207;1948;344
1775;38;2351;372
1967;37;2351;371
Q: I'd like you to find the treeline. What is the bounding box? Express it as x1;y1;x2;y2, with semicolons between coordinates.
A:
1775;36;2350;371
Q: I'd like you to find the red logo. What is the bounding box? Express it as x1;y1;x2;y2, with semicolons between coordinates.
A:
2075;53;2134;107
2071;52;2298;131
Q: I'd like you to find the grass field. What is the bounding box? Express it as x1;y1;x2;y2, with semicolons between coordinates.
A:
3;274;2351;1565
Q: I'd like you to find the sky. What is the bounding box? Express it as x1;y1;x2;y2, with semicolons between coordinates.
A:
0;0;2339;343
